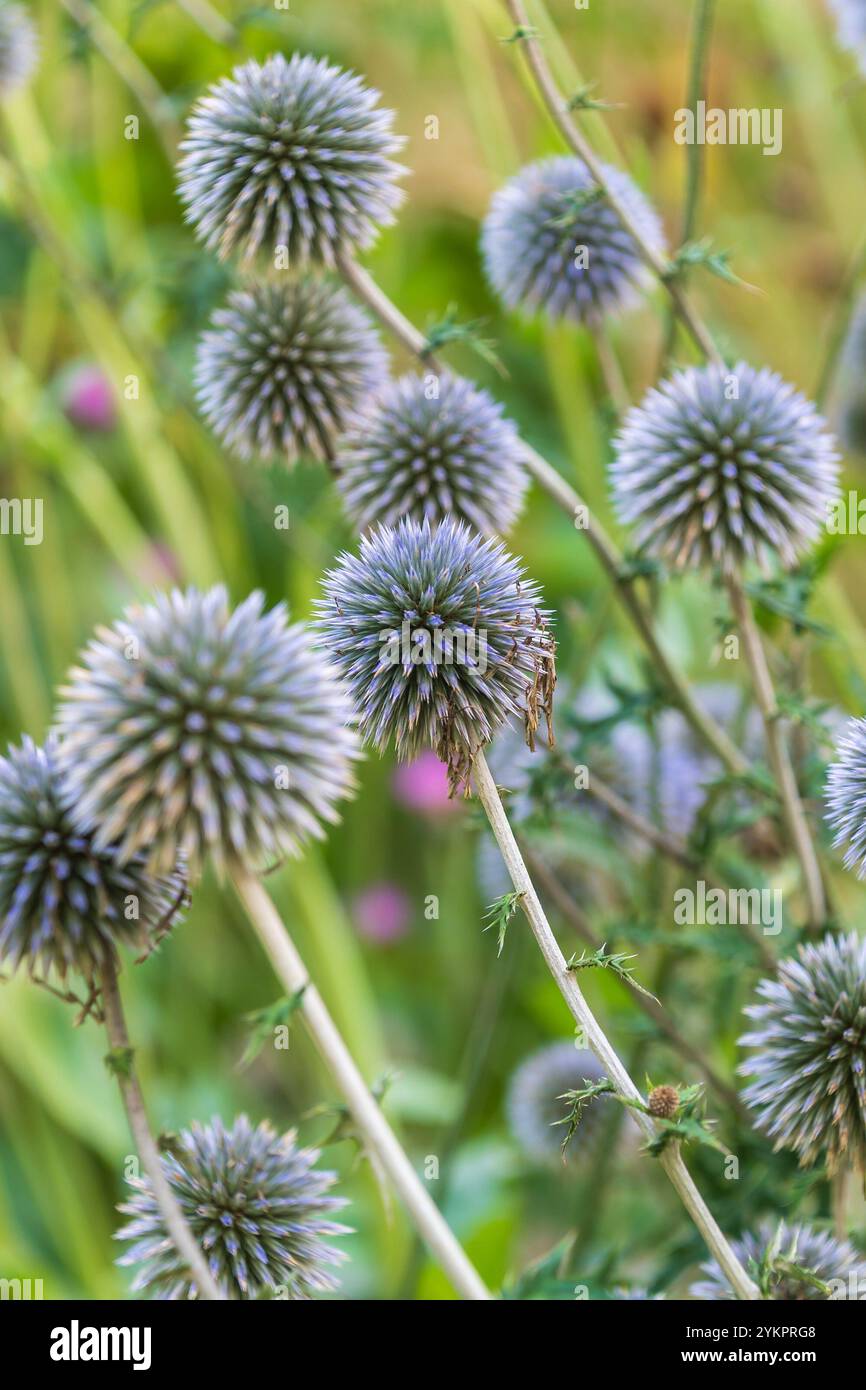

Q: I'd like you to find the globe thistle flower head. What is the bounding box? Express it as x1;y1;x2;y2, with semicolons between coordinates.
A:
335;372;528;536
177;53;406;267
612;363;839;574
739;932;866;1173
832;291;866;454
826;716;866;876
507;1042;607;1165
116;1115;349;1299
0;736;183;981
195;277;388;466
828;1;866;70
0;2;38;93
691;1219;866;1300
481;156;664;324
317;517;555;785
56;586;360;878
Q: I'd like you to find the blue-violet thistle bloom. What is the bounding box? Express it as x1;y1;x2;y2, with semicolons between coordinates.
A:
335;372;528;536
828;1;866;70
195;277;388;466
739;933;866;1173
691;1219;866;1300
55;586;360;877
611;363;839;573
0;736;184;980
116;1115;349;1299
825;716;866;875
317;518;555;782
507;1042;608;1165
0;2;38;93
177;53;405;266
481;156;664;324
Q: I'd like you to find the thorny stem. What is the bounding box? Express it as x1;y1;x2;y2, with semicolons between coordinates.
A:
521;842;746;1113
726;575;827;931
473;751;760;1299
231;869;493;1302
336;252;749;783
100;957;223;1301
503;0;723;366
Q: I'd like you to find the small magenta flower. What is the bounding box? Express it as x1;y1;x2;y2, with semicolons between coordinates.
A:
116;1115;349;1299
317;518;555;781
335;372;528;536
507;1042;608;1164
392;752;460;817
739;933;866;1173
691;1219;866;1300
0;2;38;93
351;882;411;944
62;365;117;433
611;363;839;573
482;155;664;324
0;736;183;980
195;278;388;466
55;586;360;877
177;54;406;267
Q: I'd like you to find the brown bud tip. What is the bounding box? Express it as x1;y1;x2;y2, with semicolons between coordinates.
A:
648;1084;680;1119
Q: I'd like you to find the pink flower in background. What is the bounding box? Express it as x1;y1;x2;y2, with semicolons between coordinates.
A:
392;751;459;817
352;883;411;945
63;365;117;432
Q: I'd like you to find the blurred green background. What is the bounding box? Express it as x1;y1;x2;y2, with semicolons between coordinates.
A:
1;0;866;1300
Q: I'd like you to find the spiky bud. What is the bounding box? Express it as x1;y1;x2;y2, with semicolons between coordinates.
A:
316;517;555;781
0;2;38;93
739;933;866;1173
611;363;839;573
647;1084;680;1119
481;155;664;324
195;277;387;466
335;372;528;536
691;1219;866;1300
507;1042;608;1165
116;1115;349;1299
0;736;183;981
826;717;866;876
177;54;405;267
55;586;360;877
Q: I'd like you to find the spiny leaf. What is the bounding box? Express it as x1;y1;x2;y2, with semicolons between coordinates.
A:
423;304;507;377
239;988;306;1069
565;943;660;1003
545;186;605;231
104;1045;135;1080
566;82;625;113
501;25;538;43
483;889;525;957
663;237;761;294
557;1077;615;1156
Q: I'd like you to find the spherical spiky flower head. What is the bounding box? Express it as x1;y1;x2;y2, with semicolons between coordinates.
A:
829;1;866;68
507;1042;607;1165
739;933;866;1173
177;53;405;267
195;278;387;466
335;372;528;536
116;1116;349;1300
826;717;866;876
481;156;664;324
611;363;839;573
317;518;555;783
691;1219;866;1300
56;586;360;877
0;2;38;93
0;736;184;981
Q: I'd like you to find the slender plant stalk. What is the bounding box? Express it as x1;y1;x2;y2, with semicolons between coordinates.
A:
503;0;723;366
231;869;493;1302
521;843;745;1112
726;576;826;930
661;0;717;370
335;252;748;782
100;958;223;1301
473;751;760;1299
591;318;630;414
176;0;238;46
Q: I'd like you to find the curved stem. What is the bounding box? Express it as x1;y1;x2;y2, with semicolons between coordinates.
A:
726;575;826;931
473;751;760;1299
231;869;493;1302
100;958;223;1301
503;0;722;366
336;253;749;782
